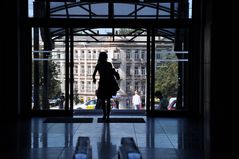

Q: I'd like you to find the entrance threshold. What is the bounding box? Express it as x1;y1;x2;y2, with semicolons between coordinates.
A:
73;109;146;116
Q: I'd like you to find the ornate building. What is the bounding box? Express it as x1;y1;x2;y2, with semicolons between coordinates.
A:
53;36;174;109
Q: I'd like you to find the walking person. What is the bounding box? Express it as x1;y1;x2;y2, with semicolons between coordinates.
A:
155;91;168;110
132;90;141;110
93;52;120;121
59;93;65;109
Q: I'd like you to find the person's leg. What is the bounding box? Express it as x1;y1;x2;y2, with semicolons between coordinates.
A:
101;98;106;119
137;104;140;110
106;98;111;120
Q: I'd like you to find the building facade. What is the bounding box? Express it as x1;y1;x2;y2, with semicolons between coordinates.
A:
52;36;174;109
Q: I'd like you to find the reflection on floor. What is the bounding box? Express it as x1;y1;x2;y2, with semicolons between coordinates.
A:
3;116;204;159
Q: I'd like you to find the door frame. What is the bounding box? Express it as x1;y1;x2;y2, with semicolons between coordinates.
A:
29;19;191;117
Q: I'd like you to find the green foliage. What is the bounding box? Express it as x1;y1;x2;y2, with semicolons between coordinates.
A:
118;28;143;35
32;54;61;99
118;28;133;35
155;62;178;97
47;60;61;98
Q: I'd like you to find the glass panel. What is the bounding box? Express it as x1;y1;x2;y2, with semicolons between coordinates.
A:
154;28;189;111
189;0;192;18
114;3;135;18
51;9;67;17
50;2;65;9
32;27;66;110
68;4;90;17
28;0;192;19
28;0;33;17
137;5;157;18
91;3;108;16
72;28;147;112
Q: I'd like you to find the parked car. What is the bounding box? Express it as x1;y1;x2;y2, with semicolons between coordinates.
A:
74;99;97;110
74;99;116;110
48;97;61;106
167;97;177;110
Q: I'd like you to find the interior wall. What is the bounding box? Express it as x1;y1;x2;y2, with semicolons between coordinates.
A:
1;1;19;158
202;0;212;158
190;0;203;117
203;0;237;158
1;1;18;120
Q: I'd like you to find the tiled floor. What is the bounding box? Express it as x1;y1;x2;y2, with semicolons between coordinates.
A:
3;115;204;159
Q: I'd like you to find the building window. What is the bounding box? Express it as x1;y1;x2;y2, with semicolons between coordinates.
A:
126;65;131;76
141;67;145;75
141;82;145;94
135;66;139;75
87;81;91;91
93;51;96;59
81;81;85;91
75;50;78;59
126;81;131;93
74;65;78;74
87;50;91;59
126;50;131;60
81;65;85;75
141;50;145;60
74;81;78;91
135;82;139;91
80;51;85;59
87;65;91;75
134;49;139;60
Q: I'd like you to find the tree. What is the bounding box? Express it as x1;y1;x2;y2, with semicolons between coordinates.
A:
47;60;62;98
118;28;144;36
32;55;61;100
155;61;178;97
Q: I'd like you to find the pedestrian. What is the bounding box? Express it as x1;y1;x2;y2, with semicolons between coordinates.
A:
132;90;141;110
115;99;119;109
59;93;65;109
155;91;168;110
92;52;120;121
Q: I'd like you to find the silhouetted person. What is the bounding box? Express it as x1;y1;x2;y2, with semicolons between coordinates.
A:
155;91;168;110
59;93;65;109
93;52;120;121
126;97;130;108
115;99;119;109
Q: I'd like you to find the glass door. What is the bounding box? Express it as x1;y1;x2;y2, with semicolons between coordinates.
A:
31;27;72;114
31;26;189;115
72;28;148;114
148;27;189;114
